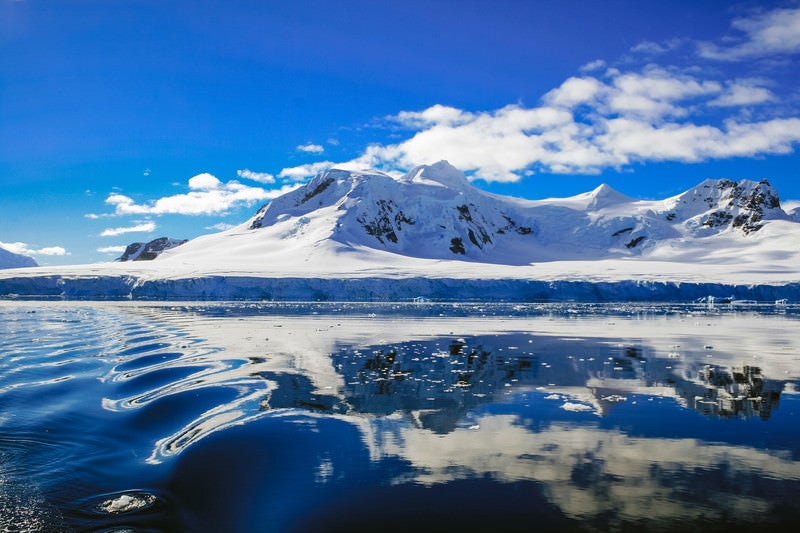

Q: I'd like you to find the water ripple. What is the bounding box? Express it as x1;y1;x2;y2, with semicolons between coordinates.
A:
86;307;277;463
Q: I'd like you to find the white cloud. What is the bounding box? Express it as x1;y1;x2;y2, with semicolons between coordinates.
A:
278;161;336;181
373;105;587;181
708;80;774;107
630;38;687;55
396;104;475;127
607;68;721;119
579;59;606;72
237;169;275;184
322;62;800;181
188;173;222;190
0;241;68;256
545;68;726;122
104;173;301;216
544;77;605;108
597;117;800;164
720;118;800;156
36;246;68;256
205;222;236;231
698;8;800;60
631;41;669;55
100;221;157;237
297;143;325;154
97;246;127;254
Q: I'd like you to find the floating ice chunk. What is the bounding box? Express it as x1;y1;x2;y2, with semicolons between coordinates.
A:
601;394;627;402
561;402;595;412
97;491;156;514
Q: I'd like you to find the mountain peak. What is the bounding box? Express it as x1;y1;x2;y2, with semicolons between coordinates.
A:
401;160;471;189
591;183;618;196
668;178;786;234
570;183;633;210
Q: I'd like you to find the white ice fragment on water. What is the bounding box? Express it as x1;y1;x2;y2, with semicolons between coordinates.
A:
561;402;595;412
544;394;561;400
98;492;156;514
601;394;627;402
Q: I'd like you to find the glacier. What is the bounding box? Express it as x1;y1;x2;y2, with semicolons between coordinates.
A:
1;273;799;302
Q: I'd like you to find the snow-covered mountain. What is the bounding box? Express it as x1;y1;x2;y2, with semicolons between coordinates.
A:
118;237;187;261
164;160;795;266
243;161;537;264
0;246;37;269
1;161;798;300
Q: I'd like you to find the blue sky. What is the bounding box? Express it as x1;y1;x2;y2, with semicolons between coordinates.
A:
2;0;799;265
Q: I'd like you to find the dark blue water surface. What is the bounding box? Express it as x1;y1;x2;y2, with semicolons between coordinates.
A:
1;302;799;532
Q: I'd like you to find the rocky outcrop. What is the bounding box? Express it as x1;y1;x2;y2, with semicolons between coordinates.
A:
118;237;187;261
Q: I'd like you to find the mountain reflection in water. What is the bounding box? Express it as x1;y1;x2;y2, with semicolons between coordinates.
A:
1;302;799;531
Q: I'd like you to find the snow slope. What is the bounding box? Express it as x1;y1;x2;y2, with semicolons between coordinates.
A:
0;246;37;269
1;161;798;300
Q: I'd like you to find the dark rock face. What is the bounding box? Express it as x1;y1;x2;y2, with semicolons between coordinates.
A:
449;238;466;255
612;227;633;237
118;237;187;261
625;236;645;249
700;179;783;234
702;211;733;229
456;204;493;250
249;205;268;230
357;199;415;245
299;176;335;205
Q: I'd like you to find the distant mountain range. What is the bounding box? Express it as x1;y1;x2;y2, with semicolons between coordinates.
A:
1;161;799;300
0;246;37;269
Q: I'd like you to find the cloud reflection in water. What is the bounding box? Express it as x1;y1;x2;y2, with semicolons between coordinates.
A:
101;305;800;527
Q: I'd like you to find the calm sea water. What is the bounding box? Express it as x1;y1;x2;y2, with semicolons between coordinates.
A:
1;301;799;532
